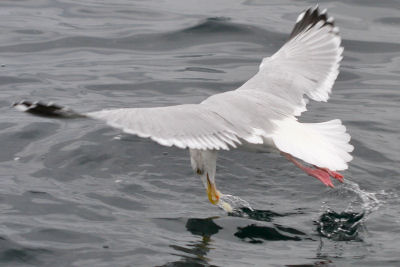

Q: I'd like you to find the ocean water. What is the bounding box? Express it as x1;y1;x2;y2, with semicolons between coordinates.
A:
1;0;399;266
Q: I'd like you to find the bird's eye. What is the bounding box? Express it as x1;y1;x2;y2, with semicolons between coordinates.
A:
196;168;203;175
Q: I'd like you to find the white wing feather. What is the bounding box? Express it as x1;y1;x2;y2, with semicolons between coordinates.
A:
87;105;246;150
239;6;343;116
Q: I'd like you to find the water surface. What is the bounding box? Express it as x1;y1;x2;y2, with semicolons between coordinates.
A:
0;0;399;266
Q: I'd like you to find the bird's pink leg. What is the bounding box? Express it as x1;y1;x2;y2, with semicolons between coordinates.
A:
313;166;344;183
281;152;335;188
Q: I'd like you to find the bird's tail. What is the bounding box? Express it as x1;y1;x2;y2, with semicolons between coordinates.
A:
13;100;85;119
272;118;354;171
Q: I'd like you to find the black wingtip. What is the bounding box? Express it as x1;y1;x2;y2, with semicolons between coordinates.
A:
289;6;336;40
13;100;85;119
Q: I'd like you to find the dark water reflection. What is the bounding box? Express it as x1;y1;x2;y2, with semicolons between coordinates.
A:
163;209;314;266
161;218;221;267
0;236;53;266
161;206;369;266
234;224;304;243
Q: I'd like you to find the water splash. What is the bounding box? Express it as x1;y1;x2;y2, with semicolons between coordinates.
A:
317;209;364;241
343;179;382;214
316;179;383;241
217;193;253;213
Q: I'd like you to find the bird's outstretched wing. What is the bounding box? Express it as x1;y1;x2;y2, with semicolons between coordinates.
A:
238;6;343;116
88;89;297;150
88;105;254;150
18;7;347;155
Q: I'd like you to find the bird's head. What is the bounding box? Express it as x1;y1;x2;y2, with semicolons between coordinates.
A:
189;149;220;205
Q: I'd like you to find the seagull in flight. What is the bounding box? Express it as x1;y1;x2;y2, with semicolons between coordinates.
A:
15;7;353;208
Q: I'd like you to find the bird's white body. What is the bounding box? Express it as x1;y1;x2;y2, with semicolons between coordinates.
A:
238;138;277;153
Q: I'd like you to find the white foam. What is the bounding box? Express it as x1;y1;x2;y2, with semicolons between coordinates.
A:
14;103;29;112
343;180;381;214
218;193;253;213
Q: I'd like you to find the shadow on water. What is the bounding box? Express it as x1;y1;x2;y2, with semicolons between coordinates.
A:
229;208;309;244
161;208;311;266
234;224;303;243
158;218;221;267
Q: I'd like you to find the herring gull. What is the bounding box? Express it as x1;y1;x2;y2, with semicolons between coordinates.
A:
14;7;354;208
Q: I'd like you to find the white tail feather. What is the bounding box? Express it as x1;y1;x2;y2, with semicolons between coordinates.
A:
272;118;353;171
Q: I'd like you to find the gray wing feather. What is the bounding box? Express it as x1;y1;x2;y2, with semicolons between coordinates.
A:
87;104;246;150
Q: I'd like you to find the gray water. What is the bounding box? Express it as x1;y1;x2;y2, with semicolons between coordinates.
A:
1;0;400;266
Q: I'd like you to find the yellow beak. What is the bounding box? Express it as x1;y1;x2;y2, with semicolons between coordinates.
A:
206;174;220;205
